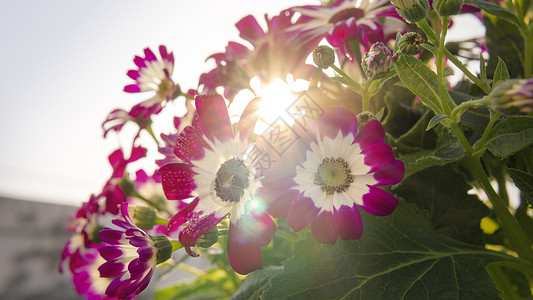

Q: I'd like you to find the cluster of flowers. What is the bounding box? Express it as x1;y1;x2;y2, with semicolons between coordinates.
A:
60;0;532;299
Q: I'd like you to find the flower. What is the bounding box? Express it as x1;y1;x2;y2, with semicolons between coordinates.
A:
361;41;398;79
159;94;276;275
98;204;173;299
288;0;405;52
199;11;319;101
124;45;176;113
102;104;152;139
313;45;336;69
261;107;404;244
489;79;533;114
390;0;429;23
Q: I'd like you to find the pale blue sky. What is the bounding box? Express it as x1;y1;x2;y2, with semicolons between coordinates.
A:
0;1;483;206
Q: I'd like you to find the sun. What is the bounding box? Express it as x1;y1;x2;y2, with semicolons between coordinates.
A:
229;75;309;134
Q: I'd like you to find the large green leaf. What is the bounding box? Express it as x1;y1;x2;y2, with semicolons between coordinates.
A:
464;0;521;28
229;266;282;300
485;116;533;158
398;125;465;177
508;168;533;207
261;201;513;299
484;14;524;78
393;166;490;245
395;55;442;114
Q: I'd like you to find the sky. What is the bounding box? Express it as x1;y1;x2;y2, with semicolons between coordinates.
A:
0;1;485;206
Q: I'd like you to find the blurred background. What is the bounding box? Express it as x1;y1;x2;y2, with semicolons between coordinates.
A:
0;0;484;299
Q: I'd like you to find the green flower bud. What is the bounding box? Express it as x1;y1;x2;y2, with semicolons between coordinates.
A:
151;234;173;264
433;0;463;16
362;42;398;80
313;45;336;69
398;32;424;55
171;82;182;100
356;111;377;129
129;206;157;230
489;79;533;115
195;226;219;248
391;0;429;23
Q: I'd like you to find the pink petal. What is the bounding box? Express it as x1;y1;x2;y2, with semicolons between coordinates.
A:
235;211;276;247
354;120;385;149
167;198;199;235
310;210;338;245
133;56;146;69
362;142;395;171
360;186;399;216
195;94;233;142
236;97;263;143
159;163;196;200
124;84;142;93
128;146;147;163
318;107;358;139
260;187;298;218
227;221;264;275
178;210;227;248
373;160;405;186
235;15;266;47
143;48;157;62
127;70;140;80
334;204;363;240
287;194;320;232
173;126;210;163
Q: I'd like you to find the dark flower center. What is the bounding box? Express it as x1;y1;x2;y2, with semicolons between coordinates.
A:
328;8;365;24
214;158;250;202
157;78;173;98
314;157;354;195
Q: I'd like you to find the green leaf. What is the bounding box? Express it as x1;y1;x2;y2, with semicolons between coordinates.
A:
395;54;442;114
426;114;450;131
485;116;533;158
464;0;521;28
492;57;510;87
154;269;237;300
399;125;465;177
393;166;490;244
484;15;524;78
229;266;282;300
262;201;513;299
480;54;488;83
507;168;533;206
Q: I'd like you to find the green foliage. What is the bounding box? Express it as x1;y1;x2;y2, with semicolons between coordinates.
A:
484;14;524;78
493;58;510;87
395;54;442;114
485;116;533;158
260;201;513;299
393;166;490;244
508;168;533;206
229;266;282;300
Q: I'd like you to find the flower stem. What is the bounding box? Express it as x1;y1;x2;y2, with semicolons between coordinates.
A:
416;19;491;94
362;81;371;112
436;16;455;115
523;34;533;78
463;155;533;263
330;64;364;93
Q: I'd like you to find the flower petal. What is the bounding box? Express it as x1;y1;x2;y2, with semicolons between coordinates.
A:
167;197;199;235
362;142;395;171
174;126;210;163
334;204;363;240
287;193;320;232
354;119;385;149
310;210;338;244
227;221;264;275
236;97;263;143
360;186;399;216
160;163;197;200
373;160;405;186
195;94;233;142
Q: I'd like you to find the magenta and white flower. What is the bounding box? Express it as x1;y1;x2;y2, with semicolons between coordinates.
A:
159;94;276;275
289;0;405;51
124;45;175;114
98;204;172;299
261;107;404;244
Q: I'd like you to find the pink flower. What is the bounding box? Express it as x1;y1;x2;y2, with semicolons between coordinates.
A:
98;204;172;299
288;0;406;55
124;45;176;114
199;11;319;100
261;107;404;244
102;104;152;139
159;94;276;275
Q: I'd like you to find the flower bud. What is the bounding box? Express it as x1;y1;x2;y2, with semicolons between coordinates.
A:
362;42;398;80
433;0;463;16
151;234;173;264
195;226;219;248
398;32;424;55
391;0;429;23
356;111;377;129
129;206;157;230
313;45;336;69
489;79;533;115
